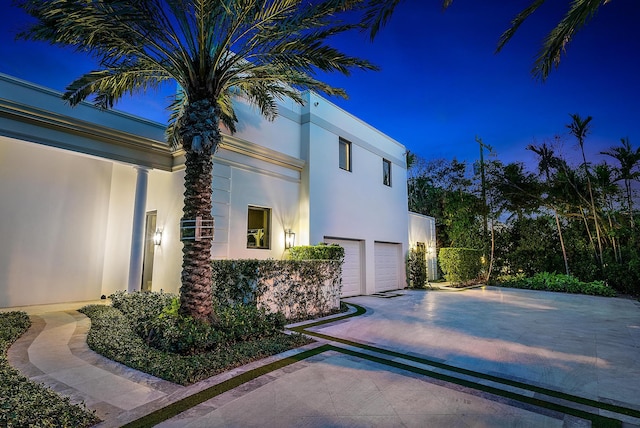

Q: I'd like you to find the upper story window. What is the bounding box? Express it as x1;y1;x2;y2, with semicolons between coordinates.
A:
339;138;352;171
247;206;270;249
383;159;392;186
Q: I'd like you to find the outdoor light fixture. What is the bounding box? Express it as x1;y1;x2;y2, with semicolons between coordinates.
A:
284;229;295;249
153;229;163;246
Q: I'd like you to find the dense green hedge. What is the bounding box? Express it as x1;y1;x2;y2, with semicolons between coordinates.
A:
406;247;428;288
0;312;99;427
80;303;311;385
212;258;342;321
495;272;617;297
438;247;482;284
288;244;345;261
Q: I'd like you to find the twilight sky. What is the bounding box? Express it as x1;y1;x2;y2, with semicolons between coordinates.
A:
1;1;638;169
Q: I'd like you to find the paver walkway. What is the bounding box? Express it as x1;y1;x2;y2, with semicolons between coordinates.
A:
6;287;640;427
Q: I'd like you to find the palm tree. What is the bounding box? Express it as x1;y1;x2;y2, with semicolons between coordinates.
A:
363;0;613;80
601;137;640;229
527;142;570;275
567;113;603;268
18;0;376;322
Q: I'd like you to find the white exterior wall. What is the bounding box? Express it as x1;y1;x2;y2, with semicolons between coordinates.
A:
408;212;438;281
302;92;409;294
0;137;112;306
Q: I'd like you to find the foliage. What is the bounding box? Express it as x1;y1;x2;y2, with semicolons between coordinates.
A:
110;290;176;339
496;272;616;297
406;246;428;288
288;244;345;262
0;312;99;427
211;259;343;321
79;304;312;386
438;248;482;284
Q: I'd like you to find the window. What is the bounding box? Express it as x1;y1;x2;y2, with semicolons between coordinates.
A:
383;159;392;186
247;206;270;249
339;138;351;171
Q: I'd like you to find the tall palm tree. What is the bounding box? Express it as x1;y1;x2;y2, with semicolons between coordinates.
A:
601;137;640;229
363;0;613;80
527;142;570;275
568;113;603;267
18;0;376;322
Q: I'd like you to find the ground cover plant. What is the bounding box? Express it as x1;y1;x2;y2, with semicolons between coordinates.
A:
80;292;313;385
494;272;617;297
0;312;99;427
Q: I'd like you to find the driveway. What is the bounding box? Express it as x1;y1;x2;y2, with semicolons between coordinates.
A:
8;287;640;427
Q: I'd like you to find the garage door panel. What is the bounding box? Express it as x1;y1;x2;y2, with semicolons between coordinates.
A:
325;238;361;297
375;242;400;292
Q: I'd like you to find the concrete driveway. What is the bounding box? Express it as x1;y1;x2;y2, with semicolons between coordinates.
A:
7;287;640;427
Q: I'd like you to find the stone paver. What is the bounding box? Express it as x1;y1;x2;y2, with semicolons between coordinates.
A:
5;288;640;427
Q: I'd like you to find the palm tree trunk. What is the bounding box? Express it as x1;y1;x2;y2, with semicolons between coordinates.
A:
553;209;570;275
626;179;635;229
178;98;222;322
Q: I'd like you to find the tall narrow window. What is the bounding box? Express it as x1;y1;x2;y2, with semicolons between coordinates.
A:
383;159;392;186
339;138;352;171
247;206;271;249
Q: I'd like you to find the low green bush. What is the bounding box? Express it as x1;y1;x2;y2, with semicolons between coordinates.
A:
80;304;312;385
438;247;482;284
0;312;99;427
406;247;428;288
496;272;617;297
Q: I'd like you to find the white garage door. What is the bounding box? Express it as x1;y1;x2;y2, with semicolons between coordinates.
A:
325;238;362;297
375;242;401;292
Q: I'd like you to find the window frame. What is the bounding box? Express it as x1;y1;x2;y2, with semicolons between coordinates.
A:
339;138;352;172
382;158;392;187
246;205;271;250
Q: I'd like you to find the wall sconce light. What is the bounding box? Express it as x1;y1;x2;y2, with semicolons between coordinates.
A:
284;229;295;249
153;229;163;246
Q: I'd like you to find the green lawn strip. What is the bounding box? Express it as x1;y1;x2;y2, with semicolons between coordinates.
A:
291;302;640;421
327;344;621;428
122;344;332;428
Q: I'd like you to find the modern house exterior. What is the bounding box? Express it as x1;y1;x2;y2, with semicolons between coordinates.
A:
0;73;436;308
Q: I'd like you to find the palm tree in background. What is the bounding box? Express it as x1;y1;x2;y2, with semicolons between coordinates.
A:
363;0;613;80
527;142;570;275
601;137;640;230
18;0;376;322
568;113;603;268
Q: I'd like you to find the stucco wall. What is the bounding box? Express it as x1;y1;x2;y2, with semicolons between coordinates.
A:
408;212;438;281
0;137;111;306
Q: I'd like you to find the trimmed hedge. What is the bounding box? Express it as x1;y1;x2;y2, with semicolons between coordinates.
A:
0;312;99;427
288;243;345;261
438;247;482;284
212;259;343;321
496;272;617;297
406;247;428;288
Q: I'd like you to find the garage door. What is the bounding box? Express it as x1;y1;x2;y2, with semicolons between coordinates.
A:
325;238;362;297
375;242;401;292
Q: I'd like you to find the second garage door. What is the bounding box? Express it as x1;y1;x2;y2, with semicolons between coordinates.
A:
375;242;401;292
325;238;362;297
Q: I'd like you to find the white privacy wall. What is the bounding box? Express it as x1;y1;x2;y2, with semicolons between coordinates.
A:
408;212;438;280
0;137;112;306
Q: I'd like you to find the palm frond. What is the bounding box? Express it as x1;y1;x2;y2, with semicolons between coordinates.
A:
496;0;547;54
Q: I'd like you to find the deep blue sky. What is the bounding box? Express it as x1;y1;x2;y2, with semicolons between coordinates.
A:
1;1;638;169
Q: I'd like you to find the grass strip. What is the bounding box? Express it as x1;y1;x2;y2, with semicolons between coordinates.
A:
123;344;332;428
326;344;621;428
291;302;640;421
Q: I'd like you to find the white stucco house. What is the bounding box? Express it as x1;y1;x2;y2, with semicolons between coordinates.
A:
0;73;436;308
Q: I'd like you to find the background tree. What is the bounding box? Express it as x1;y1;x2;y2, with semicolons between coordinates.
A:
19;0;376;322
601;137;640;230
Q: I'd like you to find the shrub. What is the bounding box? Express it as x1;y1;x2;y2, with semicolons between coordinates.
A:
216;305;286;342
438;247;482;284
79;305;312;385
109;290;175;338
497;272;616;297
211;259;343;320
406;247;428;288
0;312;99;427
288;243;345;261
